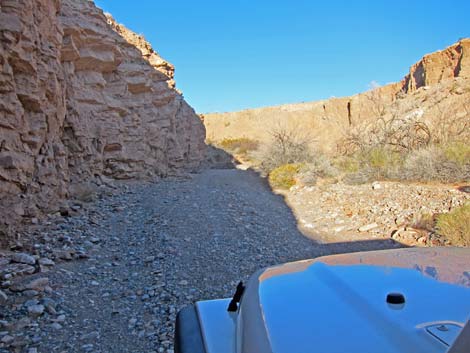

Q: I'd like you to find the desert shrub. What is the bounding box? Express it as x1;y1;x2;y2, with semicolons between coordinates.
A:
337;143;469;184
296;170;318;186
334;156;360;173
337;114;431;156
436;203;470;246
258;126;313;172
401;145;470;182
311;154;338;178
334;91;470;183
268;163;304;189
444;142;470;166
218;138;259;154
401;146;444;181
359;147;403;179
364;147;389;169
412;211;436;232
296;154;339;185
342;169;374;185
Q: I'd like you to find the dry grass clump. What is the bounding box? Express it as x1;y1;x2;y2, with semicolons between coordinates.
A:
436;203;470;246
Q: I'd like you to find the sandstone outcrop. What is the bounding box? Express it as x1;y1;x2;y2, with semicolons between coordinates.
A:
403;39;470;91
204;39;470;153
0;0;206;239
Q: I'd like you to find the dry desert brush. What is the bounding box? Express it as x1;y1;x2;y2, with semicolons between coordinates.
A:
258;125;314;172
436;203;470;247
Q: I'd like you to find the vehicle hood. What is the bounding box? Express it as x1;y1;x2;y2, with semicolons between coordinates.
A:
237;247;470;353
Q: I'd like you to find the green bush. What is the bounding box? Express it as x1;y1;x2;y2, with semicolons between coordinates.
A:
353;147;402;180
364;147;402;170
268;163;304;189
444;142;470;166
436;203;470;246
334;156;360;173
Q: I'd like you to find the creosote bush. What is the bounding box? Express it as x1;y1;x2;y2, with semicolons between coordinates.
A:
436;203;470;246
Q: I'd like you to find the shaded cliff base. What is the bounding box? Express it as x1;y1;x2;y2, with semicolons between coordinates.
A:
0;0;206;241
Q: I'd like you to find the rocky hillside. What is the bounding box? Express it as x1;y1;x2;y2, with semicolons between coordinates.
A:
204;39;470;153
0;0;206;238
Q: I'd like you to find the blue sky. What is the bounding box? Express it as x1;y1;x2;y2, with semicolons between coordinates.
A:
94;0;470;113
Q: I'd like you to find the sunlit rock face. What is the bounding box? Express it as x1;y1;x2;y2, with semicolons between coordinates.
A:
0;0;206;235
204;39;470;154
403;39;470;91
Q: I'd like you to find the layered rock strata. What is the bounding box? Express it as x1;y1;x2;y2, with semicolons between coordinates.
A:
0;0;206;237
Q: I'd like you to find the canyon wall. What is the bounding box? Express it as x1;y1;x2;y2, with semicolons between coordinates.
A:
0;0;206;236
204;39;470;153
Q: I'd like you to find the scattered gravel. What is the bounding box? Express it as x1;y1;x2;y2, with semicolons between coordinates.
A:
286;181;469;244
0;169;402;352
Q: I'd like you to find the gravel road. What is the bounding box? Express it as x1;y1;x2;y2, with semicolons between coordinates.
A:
1;169;398;353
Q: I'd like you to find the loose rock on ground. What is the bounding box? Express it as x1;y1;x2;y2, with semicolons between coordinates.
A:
0;169;409;352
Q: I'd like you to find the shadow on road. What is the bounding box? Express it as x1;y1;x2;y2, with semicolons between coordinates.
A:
202;145;408;257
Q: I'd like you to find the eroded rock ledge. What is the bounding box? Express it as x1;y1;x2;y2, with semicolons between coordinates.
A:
0;0;206;239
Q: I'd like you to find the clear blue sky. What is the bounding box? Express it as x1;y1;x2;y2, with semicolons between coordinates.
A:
94;0;469;113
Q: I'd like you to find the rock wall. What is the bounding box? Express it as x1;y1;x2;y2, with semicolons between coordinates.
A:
403;39;470;91
204;39;470;153
0;0;206;236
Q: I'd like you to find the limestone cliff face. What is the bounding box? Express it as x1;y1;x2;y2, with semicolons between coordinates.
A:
0;0;205;233
204;39;470;153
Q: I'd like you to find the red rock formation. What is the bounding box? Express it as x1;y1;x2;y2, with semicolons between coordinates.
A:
0;0;206;236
